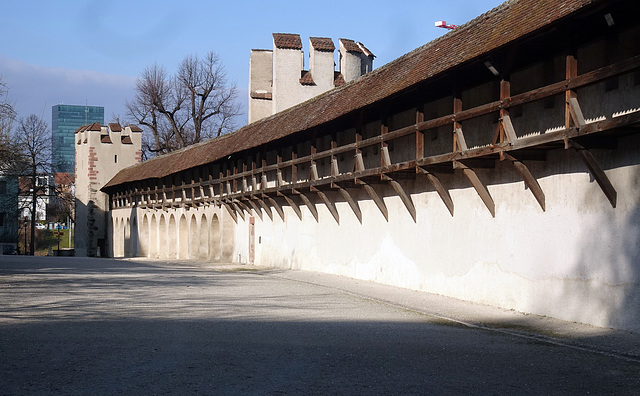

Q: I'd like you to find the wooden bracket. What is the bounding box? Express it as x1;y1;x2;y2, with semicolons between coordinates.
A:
254;197;273;221
264;195;285;221
503;153;545;211
383;174;417;222
455;160;495;217
568;97;586;129
223;203;238;223
338;187;363;224
361;182;388;221
244;198;263;221
282;194;303;220
570;140;617;208
454;127;468;152
231;201;246;221
295;189;319;222
316;190;340;224
417;167;454;216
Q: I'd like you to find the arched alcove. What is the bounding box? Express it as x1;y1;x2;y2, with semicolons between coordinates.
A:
189;215;198;259
140;215;149;257
179;214;188;259
199;214;208;260
158;215;167;259
210;214;221;261
150;214;158;258
168;214;178;259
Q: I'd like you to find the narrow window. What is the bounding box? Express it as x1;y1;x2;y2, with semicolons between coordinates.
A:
115;155;118;163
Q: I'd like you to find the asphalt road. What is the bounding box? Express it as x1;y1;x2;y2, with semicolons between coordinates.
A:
1;256;639;395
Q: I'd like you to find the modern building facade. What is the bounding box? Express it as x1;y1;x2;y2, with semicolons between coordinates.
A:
52;104;104;174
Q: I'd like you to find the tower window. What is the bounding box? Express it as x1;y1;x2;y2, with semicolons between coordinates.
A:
115;155;118;163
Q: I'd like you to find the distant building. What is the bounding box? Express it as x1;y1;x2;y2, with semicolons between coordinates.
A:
0;175;19;254
52;104;104;174
248;34;374;123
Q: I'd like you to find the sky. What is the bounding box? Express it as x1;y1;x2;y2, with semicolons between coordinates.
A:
0;0;504;129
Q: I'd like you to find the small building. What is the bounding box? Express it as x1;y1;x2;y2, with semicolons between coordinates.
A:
0;175;19;254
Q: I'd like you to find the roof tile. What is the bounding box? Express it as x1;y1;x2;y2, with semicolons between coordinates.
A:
273;33;302;49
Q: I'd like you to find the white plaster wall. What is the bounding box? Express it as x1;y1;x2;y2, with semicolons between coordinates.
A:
272;47;304;114
234;134;640;333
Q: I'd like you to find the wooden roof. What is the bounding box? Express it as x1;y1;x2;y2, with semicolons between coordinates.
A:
103;0;601;190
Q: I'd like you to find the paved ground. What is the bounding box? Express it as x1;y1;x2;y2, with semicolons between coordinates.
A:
1;256;639;395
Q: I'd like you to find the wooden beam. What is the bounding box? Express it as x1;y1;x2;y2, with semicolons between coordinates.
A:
282;194;303;220
361;181;388;221
417;167;454;216
502;153;545;211
294;189;319;222
316;190;340;224
254;197;273;221
338;187;363;224
223;203;238;223
568;97;586;129
264;195;286;221
455;161;495;217
570;140;617;208
245;198;263;221
383;175;417;222
231;201;246;221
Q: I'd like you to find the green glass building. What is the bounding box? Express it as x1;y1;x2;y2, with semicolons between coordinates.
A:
52;104;104;174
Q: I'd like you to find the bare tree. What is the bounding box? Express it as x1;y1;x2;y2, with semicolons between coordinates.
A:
13;115;51;255
0;76;17;172
127;52;240;156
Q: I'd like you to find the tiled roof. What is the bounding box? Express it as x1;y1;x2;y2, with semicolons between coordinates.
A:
128;125;143;132
334;72;345;87
109;123;122;132
273;33;302;49
121;136;133;144
101;135;112;144
357;42;374;58
340;38;362;53
103;0;601;190
300;71;315;85
89;122;102;131
310;37;335;52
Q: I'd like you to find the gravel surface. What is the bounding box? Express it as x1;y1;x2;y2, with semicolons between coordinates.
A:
1;256;639;395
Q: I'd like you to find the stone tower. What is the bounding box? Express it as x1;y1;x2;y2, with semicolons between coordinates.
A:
74;123;142;257
249;34;374;123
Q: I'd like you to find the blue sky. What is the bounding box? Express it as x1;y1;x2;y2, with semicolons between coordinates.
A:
0;0;504;127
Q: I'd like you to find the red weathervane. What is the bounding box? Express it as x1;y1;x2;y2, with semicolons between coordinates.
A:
435;20;458;30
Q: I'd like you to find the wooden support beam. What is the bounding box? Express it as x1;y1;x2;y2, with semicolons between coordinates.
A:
282;194;303;220
383;175;417;222
338;187;362;224
245;198;263;221
264;195;285;221
294;189;319;222
316;190;340;224
231;201;246;221
254;197;273;221
570;140;617;208
502;153;545;211
361;181;388;221
223;203;238;223
568;97;586;129
417;167;454;216
455;160;495;217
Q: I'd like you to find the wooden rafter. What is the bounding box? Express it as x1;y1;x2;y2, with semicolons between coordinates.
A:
455;160;495;217
231;201;246;221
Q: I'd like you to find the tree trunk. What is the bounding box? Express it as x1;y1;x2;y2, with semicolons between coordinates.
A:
30;182;36;255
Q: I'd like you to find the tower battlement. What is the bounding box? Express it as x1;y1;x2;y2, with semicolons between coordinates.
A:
249;34;374;123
